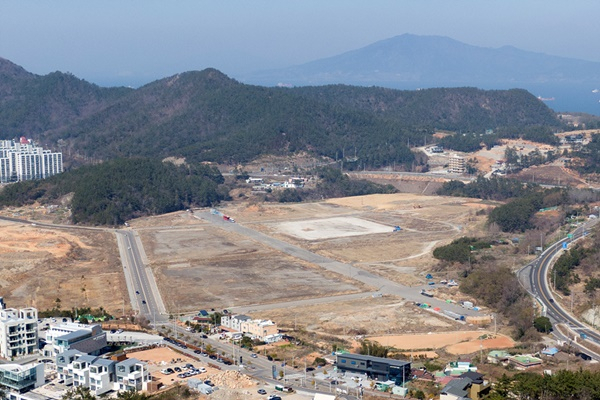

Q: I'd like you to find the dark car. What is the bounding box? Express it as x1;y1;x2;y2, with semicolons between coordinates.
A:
267;355;273;361
141;300;146;304
305;367;315;372
204;380;214;387
209;355;217;360
193;349;202;354
174;367;181;372
257;389;267;395
201;334;208;339
135;290;139;294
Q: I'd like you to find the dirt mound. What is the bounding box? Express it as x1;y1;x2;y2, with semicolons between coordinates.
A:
208;370;256;389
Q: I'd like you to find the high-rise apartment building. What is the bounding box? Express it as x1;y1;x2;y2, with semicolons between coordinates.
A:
0;137;63;183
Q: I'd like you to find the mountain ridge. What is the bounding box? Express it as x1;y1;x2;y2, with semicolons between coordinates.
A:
0;57;561;169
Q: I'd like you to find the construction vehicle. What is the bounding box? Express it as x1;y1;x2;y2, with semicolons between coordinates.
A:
393;226;402;232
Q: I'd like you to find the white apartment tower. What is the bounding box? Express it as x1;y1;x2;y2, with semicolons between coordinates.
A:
0;137;63;183
0;298;38;359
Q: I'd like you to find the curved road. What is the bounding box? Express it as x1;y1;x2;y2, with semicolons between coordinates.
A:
520;219;600;358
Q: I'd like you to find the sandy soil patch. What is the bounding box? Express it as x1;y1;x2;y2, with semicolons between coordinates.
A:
445;335;515;355
0;220;126;314
274;216;393;240
369;331;515;355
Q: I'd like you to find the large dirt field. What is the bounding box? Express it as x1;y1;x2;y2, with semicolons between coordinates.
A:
0;219;126;314
137;213;362;313
136;193;487;319
369;331;515;355
248;295;456;336
133;193;489;336
223;194;488;287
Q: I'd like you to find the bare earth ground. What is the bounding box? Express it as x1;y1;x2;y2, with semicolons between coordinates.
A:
133;193;489;334
249;295;455;336
369;331;515;355
136;212;362;312
226;194;488;288
0;219;126;314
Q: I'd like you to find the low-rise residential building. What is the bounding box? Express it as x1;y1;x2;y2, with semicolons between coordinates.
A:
221;314;282;342
56;351;150;395
336;353;411;384
44;322;107;356
487;350;510;364
221;314;251;332
448;154;466;174
444;359;477;375
0;298;38;360
508;354;542;370
241;319;279;342
0;362;45;393
440;372;490;400
115;358;150;392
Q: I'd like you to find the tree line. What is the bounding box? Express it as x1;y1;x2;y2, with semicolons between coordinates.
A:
0;158;227;225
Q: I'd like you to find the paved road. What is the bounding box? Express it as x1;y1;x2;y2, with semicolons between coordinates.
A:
520;219;600;359
196;211;479;318
115;229;167;324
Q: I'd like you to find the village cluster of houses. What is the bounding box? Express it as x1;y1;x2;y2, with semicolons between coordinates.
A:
246;176;306;191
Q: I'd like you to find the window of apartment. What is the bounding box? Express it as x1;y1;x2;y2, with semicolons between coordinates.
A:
117;366;126;373
350;361;357;365
340;359;346;363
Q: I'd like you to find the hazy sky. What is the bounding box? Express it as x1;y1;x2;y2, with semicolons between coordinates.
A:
2;0;599;87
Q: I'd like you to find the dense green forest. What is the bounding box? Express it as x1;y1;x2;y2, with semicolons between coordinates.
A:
0;59;565;169
0;158;227;225
488;370;600;400
437;176;536;201
432;237;491;263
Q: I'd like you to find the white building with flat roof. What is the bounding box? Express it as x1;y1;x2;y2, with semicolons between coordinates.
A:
0;298;38;360
0;137;63;183
43;322;107;356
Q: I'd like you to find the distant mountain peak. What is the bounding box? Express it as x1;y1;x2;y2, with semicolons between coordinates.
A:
243;33;600;89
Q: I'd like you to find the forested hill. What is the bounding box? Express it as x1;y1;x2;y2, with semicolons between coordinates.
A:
289;85;560;132
0;57;131;135
0;58;561;168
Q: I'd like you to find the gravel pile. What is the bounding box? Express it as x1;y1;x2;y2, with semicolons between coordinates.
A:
209;370;257;389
